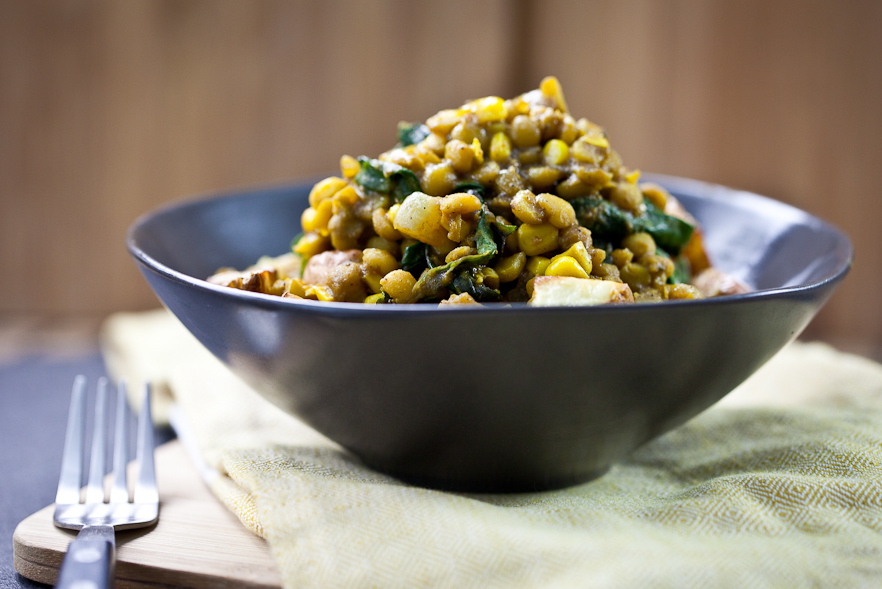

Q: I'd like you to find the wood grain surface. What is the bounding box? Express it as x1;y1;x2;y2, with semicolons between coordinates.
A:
13;441;281;588
1;0;880;349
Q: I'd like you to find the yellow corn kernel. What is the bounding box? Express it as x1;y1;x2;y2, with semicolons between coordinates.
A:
490;132;512;163
574;166;613;189
539;76;569;113
593;262;621;281
664;283;702;300
559;115;579;145
609;181;644;212
441;193;483;216
421;162;457;196
545;256;590;279
555;174;591;199
526;166;563;190
510;114;541;148
300;207;319;233
622;232;656;257
526;276;536;297
340;155;360;179
581;135;610;149
445;139;475;174
312;199;334;236
308;177;348;208
363;273;384;294
372;207;402;241
472;160;500;184
470;96;507;123
362;247;400;277
470;138;484;165
445;245;476;263
304;284;334;301
415;146;442;166
611;248;634;267
526;256;551;276
510;190;545;225
517;146;542;166
365;236;398;254
293;232;329;257
426;108;465;134
553;241;593;274
333;185;359;206
285;278;306;298
543;139;570;166
620;262;651;291
380;269;417;302
536;193;576;228
494;251;527;283
641;183;669;210
364;293;385;303
625;169;641;184
518;222;559;256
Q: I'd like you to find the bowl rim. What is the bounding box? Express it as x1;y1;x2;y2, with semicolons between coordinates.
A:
127;174;853;317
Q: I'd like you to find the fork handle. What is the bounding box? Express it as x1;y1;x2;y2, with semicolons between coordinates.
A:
56;524;116;589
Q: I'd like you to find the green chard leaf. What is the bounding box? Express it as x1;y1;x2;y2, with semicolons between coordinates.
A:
632;201;694;255
409;210;500;302
354;156;421;203
397;122;430;147
400;242;430;275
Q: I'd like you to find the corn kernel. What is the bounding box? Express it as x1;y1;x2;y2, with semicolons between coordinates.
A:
620;262;651;291
363;248;399;277
363;273;384;294
445;139;475;174
581;135;610;149
553;241;593;274
574;166;613;189
510;115;541;148
472;161;500;184
333;185;359;206
440;193;483;216
471;138;484;165
312;199;334;236
445;245;476;263
340;155;360;179
611;248;634;267
664;283;702;300
526;166;563;190
470;96;508;123
545;256;590;279
380;269;416;302
365;235;398;254
421;161;457;196
543;139;570;166
304;284;334;301
364;293;385;304
555;174;591;199
494;251;526;283
511;190;545;225
293;232;329;257
426;108;464;134
625;169;641;184
526;256;551;276
285;278;306;298
308;177;348;208
518;222;559;256
641;183;669;210
622;232;656;257
300;207;319;233
536;193;576;228
539;76;569;112
490;132;512;163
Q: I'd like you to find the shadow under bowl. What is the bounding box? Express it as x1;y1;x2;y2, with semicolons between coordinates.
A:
127;174;852;492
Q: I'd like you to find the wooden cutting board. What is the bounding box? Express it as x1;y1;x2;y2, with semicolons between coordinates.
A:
13;441;282;588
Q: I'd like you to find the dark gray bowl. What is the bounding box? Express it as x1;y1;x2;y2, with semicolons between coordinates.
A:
127;174;852;492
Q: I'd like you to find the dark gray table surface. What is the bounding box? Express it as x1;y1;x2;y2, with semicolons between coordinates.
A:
0;353;173;588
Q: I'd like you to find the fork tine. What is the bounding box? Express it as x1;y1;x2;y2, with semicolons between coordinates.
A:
84;377;109;504
109;380;130;503
56;375;88;505
133;383;158;504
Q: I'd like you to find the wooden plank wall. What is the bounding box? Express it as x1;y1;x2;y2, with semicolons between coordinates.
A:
1;0;880;350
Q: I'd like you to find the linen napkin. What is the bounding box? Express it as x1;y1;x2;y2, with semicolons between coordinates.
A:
101;309;882;588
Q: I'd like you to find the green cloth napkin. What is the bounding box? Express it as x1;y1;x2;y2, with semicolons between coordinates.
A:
101;309;882;588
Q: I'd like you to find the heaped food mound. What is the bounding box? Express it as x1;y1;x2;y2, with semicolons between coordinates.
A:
209;77;746;306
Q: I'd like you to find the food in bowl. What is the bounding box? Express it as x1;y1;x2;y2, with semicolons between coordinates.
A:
209;77;746;305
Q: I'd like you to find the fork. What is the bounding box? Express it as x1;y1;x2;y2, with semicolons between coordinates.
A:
53;375;159;589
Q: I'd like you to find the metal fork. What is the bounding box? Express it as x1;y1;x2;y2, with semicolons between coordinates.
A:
53;375;159;589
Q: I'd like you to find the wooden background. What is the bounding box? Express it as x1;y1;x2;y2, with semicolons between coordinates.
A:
1;0;880;353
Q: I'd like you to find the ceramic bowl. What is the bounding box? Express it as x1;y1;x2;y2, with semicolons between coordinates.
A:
127;174;852;492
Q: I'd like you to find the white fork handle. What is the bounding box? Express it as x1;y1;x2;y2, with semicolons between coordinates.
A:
56;524;116;589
